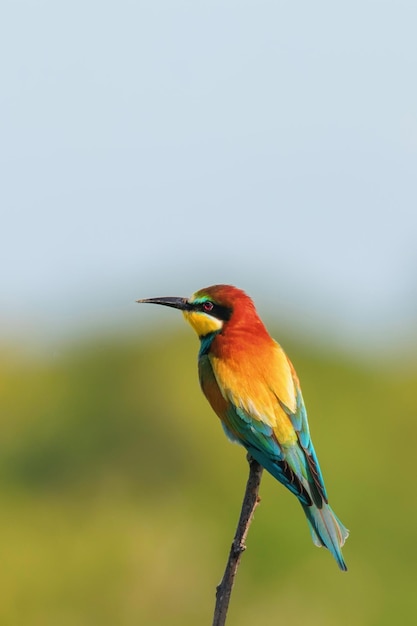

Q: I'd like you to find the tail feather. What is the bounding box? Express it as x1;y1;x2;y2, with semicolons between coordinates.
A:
302;502;349;571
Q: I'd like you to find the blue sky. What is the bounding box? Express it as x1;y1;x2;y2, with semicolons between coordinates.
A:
1;1;416;355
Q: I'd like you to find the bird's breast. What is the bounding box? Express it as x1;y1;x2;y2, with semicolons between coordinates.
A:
198;354;229;418
200;337;299;446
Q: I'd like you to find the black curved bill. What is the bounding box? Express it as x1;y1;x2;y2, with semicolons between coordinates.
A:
136;296;189;310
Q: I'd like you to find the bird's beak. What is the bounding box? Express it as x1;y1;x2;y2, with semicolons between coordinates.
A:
136;296;190;311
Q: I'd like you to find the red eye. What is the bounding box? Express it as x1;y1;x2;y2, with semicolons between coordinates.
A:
203;301;214;312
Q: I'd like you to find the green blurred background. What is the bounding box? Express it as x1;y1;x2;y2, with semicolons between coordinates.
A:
1;326;416;625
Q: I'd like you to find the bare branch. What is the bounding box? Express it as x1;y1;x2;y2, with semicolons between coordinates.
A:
212;456;263;626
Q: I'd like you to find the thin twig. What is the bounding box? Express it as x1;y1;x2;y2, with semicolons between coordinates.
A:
212;455;263;626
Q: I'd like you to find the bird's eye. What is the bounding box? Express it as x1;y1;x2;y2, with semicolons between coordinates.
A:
203;301;214;312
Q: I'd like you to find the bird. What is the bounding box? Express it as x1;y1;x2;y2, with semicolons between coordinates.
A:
137;284;349;570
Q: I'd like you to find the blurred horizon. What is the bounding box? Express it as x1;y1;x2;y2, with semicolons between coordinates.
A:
3;277;416;365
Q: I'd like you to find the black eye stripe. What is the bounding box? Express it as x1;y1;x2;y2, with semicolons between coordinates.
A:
195;301;232;321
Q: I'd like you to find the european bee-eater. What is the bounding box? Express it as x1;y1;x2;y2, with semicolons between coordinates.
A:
138;284;349;570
